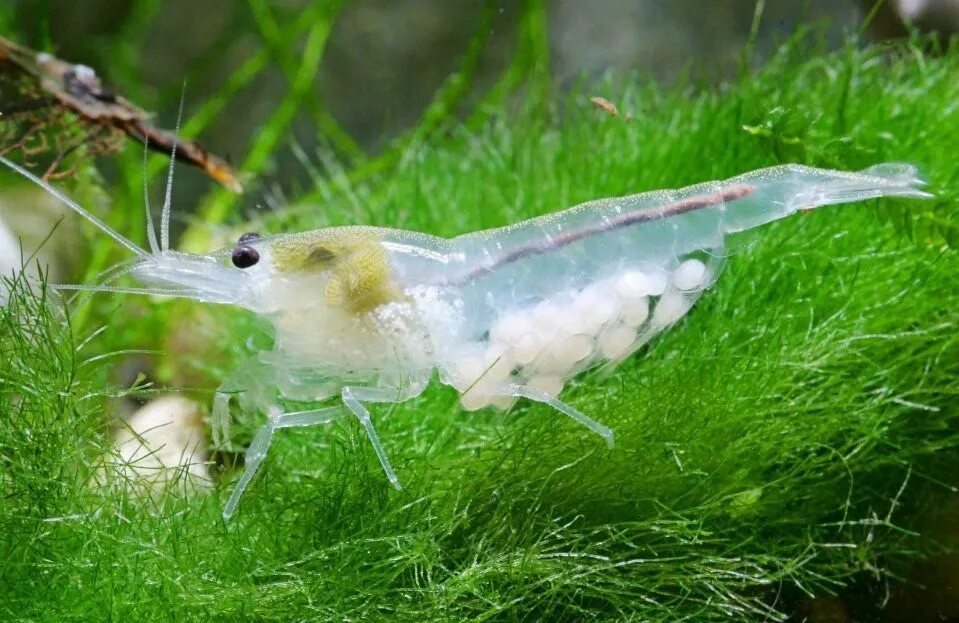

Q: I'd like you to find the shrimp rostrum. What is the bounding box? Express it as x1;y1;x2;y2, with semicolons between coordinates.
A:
0;157;930;518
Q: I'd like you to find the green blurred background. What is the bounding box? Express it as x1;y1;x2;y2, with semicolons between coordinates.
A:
1;3;958;622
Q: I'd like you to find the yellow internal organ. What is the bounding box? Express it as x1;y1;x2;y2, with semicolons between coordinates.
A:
325;244;398;313
273;231;398;314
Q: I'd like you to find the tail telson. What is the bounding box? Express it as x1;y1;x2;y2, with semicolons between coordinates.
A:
719;162;931;234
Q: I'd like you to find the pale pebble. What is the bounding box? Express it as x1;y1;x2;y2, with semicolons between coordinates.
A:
106;395;211;500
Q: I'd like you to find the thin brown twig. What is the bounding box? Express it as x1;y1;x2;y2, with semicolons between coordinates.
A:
0;34;242;192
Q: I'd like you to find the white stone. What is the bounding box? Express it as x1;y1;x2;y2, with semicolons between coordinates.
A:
0;186;81;298
0;214;18;278
74;64;97;82
0;215;18;304
107;395;211;500
672;259;707;291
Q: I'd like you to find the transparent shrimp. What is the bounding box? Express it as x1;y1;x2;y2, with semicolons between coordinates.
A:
0;156;931;518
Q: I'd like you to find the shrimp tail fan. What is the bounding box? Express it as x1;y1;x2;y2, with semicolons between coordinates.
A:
719;163;932;235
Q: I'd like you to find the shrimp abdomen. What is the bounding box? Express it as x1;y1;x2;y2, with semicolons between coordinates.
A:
438;163;929;410
452;163;929;308
719;163;929;234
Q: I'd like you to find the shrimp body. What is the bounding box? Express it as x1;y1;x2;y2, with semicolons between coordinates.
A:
0;157;930;518
246;163;929;413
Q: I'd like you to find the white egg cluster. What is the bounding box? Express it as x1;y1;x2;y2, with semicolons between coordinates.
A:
451;258;710;411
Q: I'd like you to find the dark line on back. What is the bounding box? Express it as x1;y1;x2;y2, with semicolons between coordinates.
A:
454;184;755;285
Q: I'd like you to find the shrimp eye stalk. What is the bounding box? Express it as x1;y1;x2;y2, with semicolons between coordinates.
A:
231;245;260;268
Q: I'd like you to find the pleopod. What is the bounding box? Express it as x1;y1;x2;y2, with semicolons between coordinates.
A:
0;156;930;518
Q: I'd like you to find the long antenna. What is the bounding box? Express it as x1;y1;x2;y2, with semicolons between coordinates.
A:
0;156;147;257
160;83;187;252
53;283;196;297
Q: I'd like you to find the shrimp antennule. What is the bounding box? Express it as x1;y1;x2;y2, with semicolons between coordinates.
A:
50;255;197;299
142;135;160;254
160;85;187;253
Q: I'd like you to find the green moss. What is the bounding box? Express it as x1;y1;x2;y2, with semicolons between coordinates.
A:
1;31;958;622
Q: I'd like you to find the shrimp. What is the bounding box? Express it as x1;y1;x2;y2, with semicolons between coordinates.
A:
0;156;931;518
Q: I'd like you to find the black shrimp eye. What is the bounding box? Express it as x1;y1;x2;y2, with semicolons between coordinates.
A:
238;231;260;243
231;245;260;269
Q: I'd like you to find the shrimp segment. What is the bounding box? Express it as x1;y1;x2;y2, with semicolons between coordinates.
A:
435;163;929;412
0;155;930;518
222;405;343;519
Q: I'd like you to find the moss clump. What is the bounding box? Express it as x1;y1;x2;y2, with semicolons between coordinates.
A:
1;33;958;622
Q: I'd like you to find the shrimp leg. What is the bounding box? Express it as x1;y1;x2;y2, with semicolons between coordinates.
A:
212;356;279;450
223;405;345;519
340;386;407;490
507;384;616;448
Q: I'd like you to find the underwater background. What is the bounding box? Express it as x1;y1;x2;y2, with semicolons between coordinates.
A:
1;2;958;621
